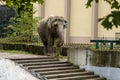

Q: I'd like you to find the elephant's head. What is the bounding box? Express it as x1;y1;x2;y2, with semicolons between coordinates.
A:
47;16;67;46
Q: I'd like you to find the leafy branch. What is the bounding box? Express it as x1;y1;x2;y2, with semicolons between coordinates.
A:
86;0;120;30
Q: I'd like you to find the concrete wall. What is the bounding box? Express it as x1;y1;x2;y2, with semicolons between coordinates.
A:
67;48;120;80
68;48;91;66
68;48;120;67
80;66;120;80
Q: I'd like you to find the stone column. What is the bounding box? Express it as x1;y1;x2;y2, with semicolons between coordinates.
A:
91;1;98;40
38;3;45;19
64;0;71;43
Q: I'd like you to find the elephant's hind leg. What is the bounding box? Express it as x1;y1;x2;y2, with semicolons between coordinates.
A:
41;39;48;55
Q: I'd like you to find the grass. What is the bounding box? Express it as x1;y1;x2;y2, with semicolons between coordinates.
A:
0;50;32;54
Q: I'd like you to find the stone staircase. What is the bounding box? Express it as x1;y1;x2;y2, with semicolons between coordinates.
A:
10;56;106;80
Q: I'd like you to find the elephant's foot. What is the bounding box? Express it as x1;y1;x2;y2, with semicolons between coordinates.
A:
46;53;53;56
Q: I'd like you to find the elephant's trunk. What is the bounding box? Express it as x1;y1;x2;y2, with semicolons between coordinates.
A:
57;31;64;47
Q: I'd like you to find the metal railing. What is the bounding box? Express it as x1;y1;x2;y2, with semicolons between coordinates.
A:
0;37;120;51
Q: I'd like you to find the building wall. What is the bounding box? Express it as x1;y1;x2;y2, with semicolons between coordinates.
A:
33;2;40;17
33;0;120;43
70;0;92;43
44;0;65;17
0;1;5;5
70;0;92;37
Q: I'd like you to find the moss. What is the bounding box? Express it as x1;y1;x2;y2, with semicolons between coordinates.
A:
0;50;32;54
90;50;120;67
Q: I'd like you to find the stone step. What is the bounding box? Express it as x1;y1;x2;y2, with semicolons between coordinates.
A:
83;78;106;80
10;56;106;80
38;69;85;75
27;63;73;69
48;75;99;80
45;72;94;79
31;66;79;72
10;56;53;61
22;61;69;66
12;58;59;63
49;77;106;80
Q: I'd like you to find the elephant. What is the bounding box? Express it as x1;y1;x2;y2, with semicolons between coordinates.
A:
38;15;67;56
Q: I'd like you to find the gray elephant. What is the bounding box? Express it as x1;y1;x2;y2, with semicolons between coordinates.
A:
38;15;67;56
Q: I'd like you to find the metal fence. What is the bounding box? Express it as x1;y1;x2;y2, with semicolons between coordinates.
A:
0;37;120;51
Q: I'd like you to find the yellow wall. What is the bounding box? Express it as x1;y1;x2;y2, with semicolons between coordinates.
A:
0;2;5;5
0;2;2;5
98;0;120;39
44;0;65;17
70;0;92;37
33;2;40;17
33;0;120;43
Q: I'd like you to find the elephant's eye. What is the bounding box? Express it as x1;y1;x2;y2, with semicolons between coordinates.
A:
54;24;58;27
64;20;67;23
53;23;58;27
63;25;66;29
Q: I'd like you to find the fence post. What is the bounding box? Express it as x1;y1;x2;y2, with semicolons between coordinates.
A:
110;42;113;50
96;41;99;49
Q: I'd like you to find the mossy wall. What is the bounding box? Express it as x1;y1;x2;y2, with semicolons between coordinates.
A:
68;48;120;68
0;43;44;55
90;51;120;67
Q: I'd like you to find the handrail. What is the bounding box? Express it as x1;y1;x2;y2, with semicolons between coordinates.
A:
90;40;120;50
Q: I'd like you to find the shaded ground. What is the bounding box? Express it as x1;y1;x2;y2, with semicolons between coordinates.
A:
0;51;47;80
0;59;39;80
0;52;47;59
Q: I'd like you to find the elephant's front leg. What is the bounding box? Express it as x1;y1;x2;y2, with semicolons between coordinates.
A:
47;37;54;56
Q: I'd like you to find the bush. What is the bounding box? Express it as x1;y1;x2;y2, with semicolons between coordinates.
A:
4;12;39;42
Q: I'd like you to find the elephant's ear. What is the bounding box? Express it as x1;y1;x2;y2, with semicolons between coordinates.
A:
47;16;54;29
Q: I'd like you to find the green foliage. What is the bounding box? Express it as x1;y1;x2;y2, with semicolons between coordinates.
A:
2;0;44;16
86;0;120;9
0;5;16;37
86;0;120;30
4;12;39;42
54;39;64;59
99;11;120;30
1;0;43;42
86;0;99;8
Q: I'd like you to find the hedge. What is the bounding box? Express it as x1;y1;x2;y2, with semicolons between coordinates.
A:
0;42;67;56
0;42;44;55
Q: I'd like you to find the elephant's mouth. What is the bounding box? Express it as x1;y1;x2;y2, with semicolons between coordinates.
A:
59;42;63;46
55;38;64;47
56;42;63;47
